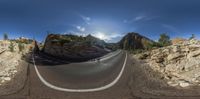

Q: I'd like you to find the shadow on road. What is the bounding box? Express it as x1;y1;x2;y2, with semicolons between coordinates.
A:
24;51;106;66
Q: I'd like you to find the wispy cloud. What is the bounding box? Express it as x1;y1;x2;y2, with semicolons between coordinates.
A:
134;16;146;21
123;15;158;24
76;25;85;32
162;24;180;33
80;15;91;25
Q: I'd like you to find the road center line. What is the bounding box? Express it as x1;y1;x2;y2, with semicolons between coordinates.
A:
32;51;127;92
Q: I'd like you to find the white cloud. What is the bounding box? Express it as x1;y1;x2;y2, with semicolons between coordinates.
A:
80;15;91;25
85;17;91;21
76;26;85;32
134;16;146;21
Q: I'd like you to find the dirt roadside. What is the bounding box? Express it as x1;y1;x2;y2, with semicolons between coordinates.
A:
0;60;28;97
130;54;200;99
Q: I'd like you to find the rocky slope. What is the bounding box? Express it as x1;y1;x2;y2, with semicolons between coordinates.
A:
43;34;114;61
119;32;155;50
136;38;200;88
0;39;33;86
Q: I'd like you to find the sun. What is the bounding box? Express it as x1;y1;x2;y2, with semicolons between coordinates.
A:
95;32;107;40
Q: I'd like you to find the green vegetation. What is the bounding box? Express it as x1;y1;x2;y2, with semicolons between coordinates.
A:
145;33;171;50
49;34;105;48
158;33;171;47
146;42;163;50
130;49;145;54
15;38;33;44
189;34;195;40
50;34;85;46
18;42;24;52
3;33;8;40
9;41;14;52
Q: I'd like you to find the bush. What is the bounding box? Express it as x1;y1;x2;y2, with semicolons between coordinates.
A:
158;33;171;47
146;42;163;50
18;42;24;52
189;34;195;40
9;41;14;52
130;49;144;54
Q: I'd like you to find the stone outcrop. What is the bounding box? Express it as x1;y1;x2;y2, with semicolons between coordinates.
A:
171;38;187;45
0;51;20;85
0;40;33;85
136;39;200;87
43;34;110;61
119;32;155;50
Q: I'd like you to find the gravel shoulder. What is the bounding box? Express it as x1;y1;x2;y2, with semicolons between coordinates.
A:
0;60;28;96
130;55;200;98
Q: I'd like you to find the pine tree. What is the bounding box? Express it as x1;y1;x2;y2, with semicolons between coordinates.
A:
3;33;8;40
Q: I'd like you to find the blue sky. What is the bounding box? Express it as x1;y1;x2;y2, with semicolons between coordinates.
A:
0;0;200;42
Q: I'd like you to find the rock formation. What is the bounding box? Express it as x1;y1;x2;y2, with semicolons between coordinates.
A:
171;38;187;45
136;38;200;87
43;34;112;61
119;32;154;50
0;39;33;85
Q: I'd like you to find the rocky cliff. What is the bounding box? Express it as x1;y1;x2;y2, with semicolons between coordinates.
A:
136;39;200;87
119;32;154;50
43;34;110;61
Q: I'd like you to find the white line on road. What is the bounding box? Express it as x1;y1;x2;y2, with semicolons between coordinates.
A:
32;51;127;92
100;50;121;61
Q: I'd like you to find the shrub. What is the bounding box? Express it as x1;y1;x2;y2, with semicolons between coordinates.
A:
158;33;171;47
189;34;195;40
146;42;163;50
9;41;14;52
18;42;24;52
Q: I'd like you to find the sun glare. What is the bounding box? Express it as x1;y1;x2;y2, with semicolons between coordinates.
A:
94;32;107;40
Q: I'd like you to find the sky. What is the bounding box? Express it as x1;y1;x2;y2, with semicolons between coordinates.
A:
0;0;200;42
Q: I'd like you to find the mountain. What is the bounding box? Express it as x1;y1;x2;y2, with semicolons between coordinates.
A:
118;32;155;50
42;34;112;61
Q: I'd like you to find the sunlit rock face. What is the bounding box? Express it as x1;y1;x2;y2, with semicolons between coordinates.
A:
137;39;200;88
0;40;33;85
171;38;187;45
118;32;154;50
43;34;112;61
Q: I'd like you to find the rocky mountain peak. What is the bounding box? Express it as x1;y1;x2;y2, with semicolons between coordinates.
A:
119;32;155;50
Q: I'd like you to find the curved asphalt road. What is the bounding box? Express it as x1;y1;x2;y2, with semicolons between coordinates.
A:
33;50;126;90
0;50;138;99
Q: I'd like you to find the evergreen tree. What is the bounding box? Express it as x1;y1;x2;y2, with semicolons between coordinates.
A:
3;33;8;40
158;33;171;46
189;34;195;40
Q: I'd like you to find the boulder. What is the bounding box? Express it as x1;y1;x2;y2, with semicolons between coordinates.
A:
167;81;179;87
138;52;149;60
188;50;200;57
167;53;184;61
179;81;190;87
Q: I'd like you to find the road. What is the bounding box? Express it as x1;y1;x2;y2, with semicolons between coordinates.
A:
28;50;137;99
0;50;139;99
33;50;127;91
1;50;200;99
